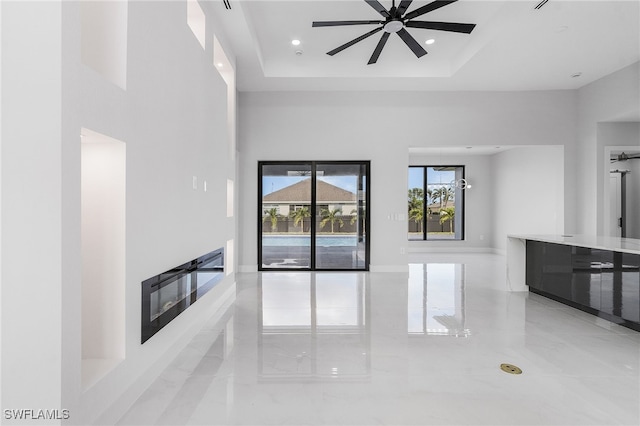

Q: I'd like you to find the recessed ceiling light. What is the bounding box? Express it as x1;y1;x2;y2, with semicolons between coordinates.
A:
291;39;301;46
571;72;582;78
216;62;223;68
425;39;435;45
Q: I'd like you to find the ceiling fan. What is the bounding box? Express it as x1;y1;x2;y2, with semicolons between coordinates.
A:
312;0;476;65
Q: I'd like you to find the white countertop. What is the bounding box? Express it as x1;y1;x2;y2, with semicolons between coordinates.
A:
508;234;640;255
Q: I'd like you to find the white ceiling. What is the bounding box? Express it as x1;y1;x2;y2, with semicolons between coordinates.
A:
216;0;640;92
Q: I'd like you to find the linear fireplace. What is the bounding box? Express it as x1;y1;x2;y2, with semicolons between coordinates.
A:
141;248;224;343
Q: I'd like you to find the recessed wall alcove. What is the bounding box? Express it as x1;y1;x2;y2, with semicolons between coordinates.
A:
227;179;234;217
213;35;236;160
80;0;128;89
80;128;126;390
187;0;206;49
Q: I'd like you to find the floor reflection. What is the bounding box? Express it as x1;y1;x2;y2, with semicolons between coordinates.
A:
119;254;640;426
408;263;470;337
258;273;370;381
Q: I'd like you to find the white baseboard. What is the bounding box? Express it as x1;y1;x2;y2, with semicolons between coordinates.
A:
408;246;497;254
369;264;410;273
239;264;409;273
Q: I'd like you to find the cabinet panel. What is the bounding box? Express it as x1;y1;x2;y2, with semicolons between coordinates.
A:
525;240;544;290
571;248;600;311
571;246;600;310
599;250;617;318
541;242;572;300
526;240;640;332
621;253;640;323
526;240;572;299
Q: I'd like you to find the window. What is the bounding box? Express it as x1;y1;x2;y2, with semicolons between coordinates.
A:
259;161;370;271
408;166;465;241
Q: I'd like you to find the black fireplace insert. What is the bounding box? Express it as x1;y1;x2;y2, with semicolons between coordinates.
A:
141;248;224;343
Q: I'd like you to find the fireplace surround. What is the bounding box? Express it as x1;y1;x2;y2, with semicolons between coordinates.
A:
141;248;224;343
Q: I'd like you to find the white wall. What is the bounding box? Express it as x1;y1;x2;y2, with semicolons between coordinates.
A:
491;146;565;253
1;0;64;414
576;62;640;235
3;1;238;424
239;90;576;271
79;0;128;90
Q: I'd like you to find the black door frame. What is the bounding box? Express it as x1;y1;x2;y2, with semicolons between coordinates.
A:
258;160;370;271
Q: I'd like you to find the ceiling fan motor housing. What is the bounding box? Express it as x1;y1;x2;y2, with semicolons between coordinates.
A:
384;19;404;33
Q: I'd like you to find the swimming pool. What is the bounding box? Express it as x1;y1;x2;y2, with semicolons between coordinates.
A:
262;235;359;247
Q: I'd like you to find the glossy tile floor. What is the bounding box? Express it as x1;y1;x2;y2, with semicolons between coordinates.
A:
118;254;640;425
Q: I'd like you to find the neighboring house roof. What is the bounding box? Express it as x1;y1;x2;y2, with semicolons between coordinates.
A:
263;178;355;204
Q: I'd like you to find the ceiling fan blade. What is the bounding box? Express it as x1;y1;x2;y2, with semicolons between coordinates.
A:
396;0;414;16
396;28;427;58
313;20;383;27
365;0;391;18
405;20;476;33
404;0;458;21
368;32;391;64
327;26;384;56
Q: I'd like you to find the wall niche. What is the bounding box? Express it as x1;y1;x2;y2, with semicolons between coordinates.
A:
80;128;126;390
80;0;128;89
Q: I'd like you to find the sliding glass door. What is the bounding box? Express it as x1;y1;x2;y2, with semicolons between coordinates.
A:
259;161;369;271
315;163;367;269
259;163;312;268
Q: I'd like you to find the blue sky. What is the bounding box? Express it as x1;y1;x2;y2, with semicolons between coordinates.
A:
408;167;456;190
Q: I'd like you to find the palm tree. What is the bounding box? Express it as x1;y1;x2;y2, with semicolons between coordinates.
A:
350;208;358;225
431;187;443;209
441;186;454;208
432;186;454;209
408;188;424;212
439;207;455;233
262;207;280;231
408;188;424;232
290;206;310;232
349;207;367;225
319;207;344;233
409;206;423;232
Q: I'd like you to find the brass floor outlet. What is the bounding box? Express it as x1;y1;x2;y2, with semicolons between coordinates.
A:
500;363;523;375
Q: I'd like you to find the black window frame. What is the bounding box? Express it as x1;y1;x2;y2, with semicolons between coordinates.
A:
408;165;466;241
258;160;371;271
